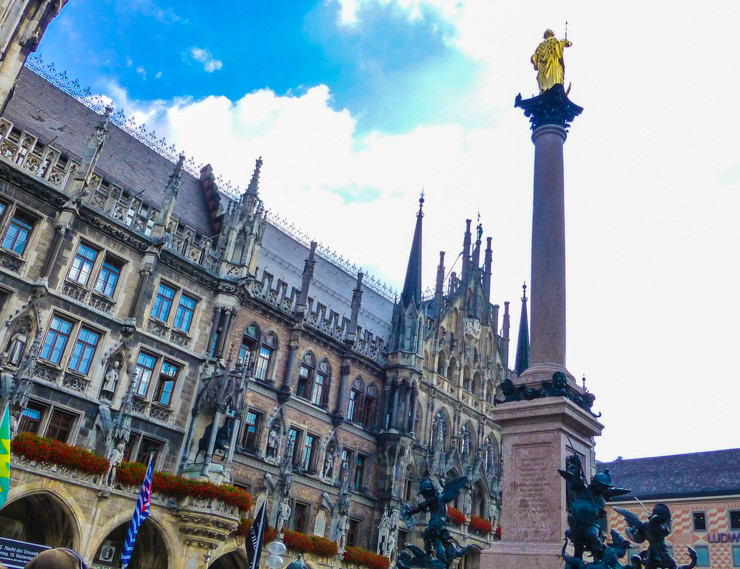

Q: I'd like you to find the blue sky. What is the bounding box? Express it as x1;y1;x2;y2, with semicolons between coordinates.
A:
31;1;740;462
39;0;481;134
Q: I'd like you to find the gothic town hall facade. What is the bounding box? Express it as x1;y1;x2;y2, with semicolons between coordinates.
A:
0;3;523;569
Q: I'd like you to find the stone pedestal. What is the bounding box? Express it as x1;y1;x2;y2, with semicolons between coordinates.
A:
481;396;602;569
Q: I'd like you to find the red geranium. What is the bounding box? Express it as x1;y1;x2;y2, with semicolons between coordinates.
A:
446;506;465;525
235;520;338;557
470;515;493;534
11;432;108;475
343;547;390;569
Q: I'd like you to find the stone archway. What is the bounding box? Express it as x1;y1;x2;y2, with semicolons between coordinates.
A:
209;549;248;569
0;491;78;548
91;518;169;569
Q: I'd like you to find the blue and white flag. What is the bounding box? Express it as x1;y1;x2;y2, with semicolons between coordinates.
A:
246;498;268;569
120;456;154;569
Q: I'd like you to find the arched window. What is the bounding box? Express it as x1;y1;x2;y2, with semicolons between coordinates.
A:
447;357;458;383
296;352;316;400
311;360;331;407
254;331;277;382
239;323;260;367
459;424;471;457
347;377;364;422
485;380;494;404
404;465;415;502
463;366;471;391
361;383;377;428
472;372;482;397
437;351;447;377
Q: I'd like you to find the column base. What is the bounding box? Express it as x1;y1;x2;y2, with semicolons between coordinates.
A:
517;362;575;387
481;540;563;569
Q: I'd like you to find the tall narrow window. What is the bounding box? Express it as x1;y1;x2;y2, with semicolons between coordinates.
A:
354;454;366;490
173;294;196;332
241;410;262;452
362;384;377;427
67;243;98;285
68;327;100;375
151;284;175;321
297;365;311;399
134;352;157;397
311;373;325;406
40;316;73;364
95;260;121;297
286;428;300;464
254;346;272;381
18;402;46;434
154;362;179;406
2;214;33;255
347;390;358;421
301;434;316;471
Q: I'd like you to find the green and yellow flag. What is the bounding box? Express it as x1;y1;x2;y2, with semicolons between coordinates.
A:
0;406;10;507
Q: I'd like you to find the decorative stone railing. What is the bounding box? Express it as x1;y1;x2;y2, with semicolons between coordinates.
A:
173;495;241;549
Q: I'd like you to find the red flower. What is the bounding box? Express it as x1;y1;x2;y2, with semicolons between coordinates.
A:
12;433;252;511
446;506;465;525
470;515;493;534
343;547;390;569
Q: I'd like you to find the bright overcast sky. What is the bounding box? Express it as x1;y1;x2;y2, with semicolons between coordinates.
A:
37;1;740;462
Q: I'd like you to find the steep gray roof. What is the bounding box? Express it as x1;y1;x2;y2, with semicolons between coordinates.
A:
259;222;394;340
6;66;395;341
599;448;740;501
5;67;215;236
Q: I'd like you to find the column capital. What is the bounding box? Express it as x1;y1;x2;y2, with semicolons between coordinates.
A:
515;84;582;133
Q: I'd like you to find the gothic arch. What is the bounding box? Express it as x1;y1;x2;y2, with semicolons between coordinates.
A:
210;548;248;569
437;350;447;377
91;515;173;569
471;371;482;398
0;488;81;549
447;357;458;383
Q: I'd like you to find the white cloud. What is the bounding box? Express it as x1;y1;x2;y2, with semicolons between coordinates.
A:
98;0;740;463
136;65;147;79
188;47;223;73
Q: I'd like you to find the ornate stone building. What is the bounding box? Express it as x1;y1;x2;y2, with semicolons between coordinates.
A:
0;3;515;569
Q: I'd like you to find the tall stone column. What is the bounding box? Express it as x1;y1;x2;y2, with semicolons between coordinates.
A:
530;124;567;371
482;84;592;569
515;84;582;385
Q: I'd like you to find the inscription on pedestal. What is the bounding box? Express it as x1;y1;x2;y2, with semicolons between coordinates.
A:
509;443;555;542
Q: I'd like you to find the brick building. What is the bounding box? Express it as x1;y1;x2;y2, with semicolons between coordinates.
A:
0;3;514;569
603;449;740;569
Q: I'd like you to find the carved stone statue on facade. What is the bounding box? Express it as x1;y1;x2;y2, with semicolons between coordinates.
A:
5;327;28;366
266;422;280;459
101;441;125;487
399;476;471;569
323;445;335;479
101;360;120;394
276;497;292;534
462;487;472;519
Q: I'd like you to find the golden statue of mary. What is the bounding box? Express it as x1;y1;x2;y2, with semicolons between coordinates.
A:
531;29;572;93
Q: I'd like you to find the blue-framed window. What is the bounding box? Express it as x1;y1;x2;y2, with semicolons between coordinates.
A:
2;215;33;255
68;243;98;285
40;316;73;364
68;327;100;375
173;294;196;332
95;260;121;297
154;361;179;406
134;352;157;397
151;283;175;321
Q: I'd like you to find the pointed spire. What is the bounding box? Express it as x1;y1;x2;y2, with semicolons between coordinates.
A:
433;251;446;324
296;241;317;319
461;219;472;287
400;193;424;307
345;271;364;346
246;156;262;196
165;152;185;197
514;282;530;375
501;300;511;369
483;236;493;303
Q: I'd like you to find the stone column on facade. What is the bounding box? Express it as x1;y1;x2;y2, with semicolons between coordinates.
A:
213;308;232;359
382;382;392;430
223;415;241;482
39;222;68;281
333;359;352;426
205;307;222;357
277;336;300;404
200;408;223;477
